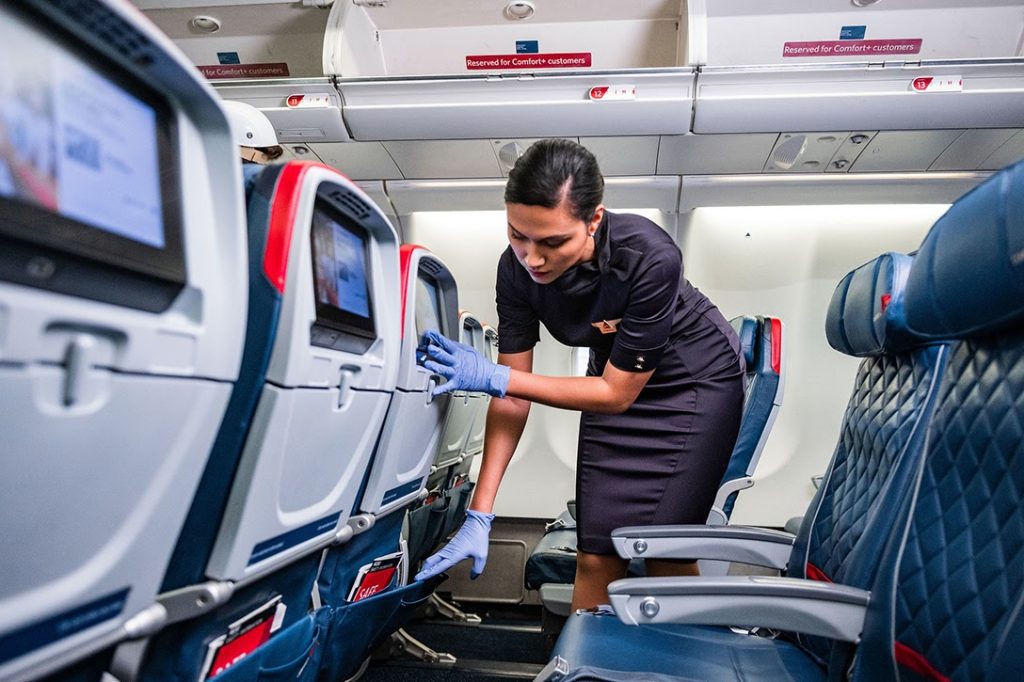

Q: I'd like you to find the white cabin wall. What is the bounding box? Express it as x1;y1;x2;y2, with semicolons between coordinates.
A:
678;204;949;526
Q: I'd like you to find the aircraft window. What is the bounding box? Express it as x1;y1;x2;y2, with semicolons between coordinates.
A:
310;199;376;342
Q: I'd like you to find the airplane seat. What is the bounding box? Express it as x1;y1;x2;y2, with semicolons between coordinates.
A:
524;314;785;609
852;158;1024;682
308;245;458;681
0;2;249;679
540;249;951;680
352;245;459;573
711;315;785;525
135;160;402;682
435;311;491;544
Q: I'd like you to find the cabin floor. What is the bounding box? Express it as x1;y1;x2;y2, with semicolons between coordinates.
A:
360;602;551;681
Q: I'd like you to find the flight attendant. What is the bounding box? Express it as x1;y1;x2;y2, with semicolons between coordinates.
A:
415;139;745;609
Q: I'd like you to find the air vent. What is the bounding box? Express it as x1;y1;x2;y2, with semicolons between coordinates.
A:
418;259;443;276
770;134;808;170
497;141;526;171
325;189;372;221
53;0;159;67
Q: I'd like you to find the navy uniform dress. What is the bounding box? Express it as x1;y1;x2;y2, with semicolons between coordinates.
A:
496;211;745;555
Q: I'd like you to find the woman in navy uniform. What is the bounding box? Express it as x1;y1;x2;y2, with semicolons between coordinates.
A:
416;139;745;609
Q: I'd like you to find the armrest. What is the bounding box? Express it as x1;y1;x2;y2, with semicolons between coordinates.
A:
611;525;795;569
607;575;869;642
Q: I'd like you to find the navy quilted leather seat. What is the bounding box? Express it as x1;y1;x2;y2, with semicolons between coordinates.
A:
525;315;784;593
852;159;1024;681
542;251;949;681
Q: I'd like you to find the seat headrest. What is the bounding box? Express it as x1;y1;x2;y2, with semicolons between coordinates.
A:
905;160;1024;338
730;316;758;367
826;252;923;357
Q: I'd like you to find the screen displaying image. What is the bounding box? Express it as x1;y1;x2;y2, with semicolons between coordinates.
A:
311;202;374;339
414;277;442;338
0;10;165;248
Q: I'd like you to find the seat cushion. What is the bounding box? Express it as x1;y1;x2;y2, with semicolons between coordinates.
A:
552;611;827;682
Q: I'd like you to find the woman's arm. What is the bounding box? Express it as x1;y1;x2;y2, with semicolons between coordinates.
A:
506;362;654;415
469;350;534;514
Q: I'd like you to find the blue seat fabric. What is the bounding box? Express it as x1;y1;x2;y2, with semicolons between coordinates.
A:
722;316;781;517
856;333;1024;681
552;615;825;682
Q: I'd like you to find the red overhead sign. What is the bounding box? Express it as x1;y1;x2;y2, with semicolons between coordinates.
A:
198;62;290;79
782;39;922;58
466;52;592;70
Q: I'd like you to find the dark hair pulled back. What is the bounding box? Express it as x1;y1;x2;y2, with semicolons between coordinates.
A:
504;139;604;223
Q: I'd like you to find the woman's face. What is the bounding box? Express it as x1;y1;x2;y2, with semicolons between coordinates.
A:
506;200;604;284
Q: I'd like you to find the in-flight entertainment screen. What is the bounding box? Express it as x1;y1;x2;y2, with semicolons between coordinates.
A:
310;200;376;340
0;6;185;291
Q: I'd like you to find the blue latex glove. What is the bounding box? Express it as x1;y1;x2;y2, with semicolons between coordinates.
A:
414;510;495;581
421;330;510;398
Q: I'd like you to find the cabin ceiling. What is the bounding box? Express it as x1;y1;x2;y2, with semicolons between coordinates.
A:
133;0;1024;205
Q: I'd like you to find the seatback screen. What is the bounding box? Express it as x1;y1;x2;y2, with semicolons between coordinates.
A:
414;275;442;338
310;199;375;340
0;6;184;292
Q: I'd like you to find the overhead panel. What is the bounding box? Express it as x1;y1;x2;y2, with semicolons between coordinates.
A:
309;141;404;180
763;132;846;173
338;70;695;141
979;130;1024;170
603;177;681;212
850;130;964;172
489;138;580;177
694;61;1024;134
930;129;1021;171
383;140;503;179
824;132;877;173
386;180;507;215
657;134;780;175
580;137;662;177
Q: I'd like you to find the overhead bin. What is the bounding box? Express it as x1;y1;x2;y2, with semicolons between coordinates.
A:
694;60;1024;134
323;0;692;140
323;0;687;78
337;70;695;141
214;78;350;144
699;0;1024;67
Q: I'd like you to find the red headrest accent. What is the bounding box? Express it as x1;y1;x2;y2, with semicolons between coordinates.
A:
263;161;334;293
399;244;429;339
770;317;783;375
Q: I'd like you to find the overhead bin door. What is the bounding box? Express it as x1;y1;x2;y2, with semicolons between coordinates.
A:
214;78;350;144
338;70;695;141
694;61;1024;134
